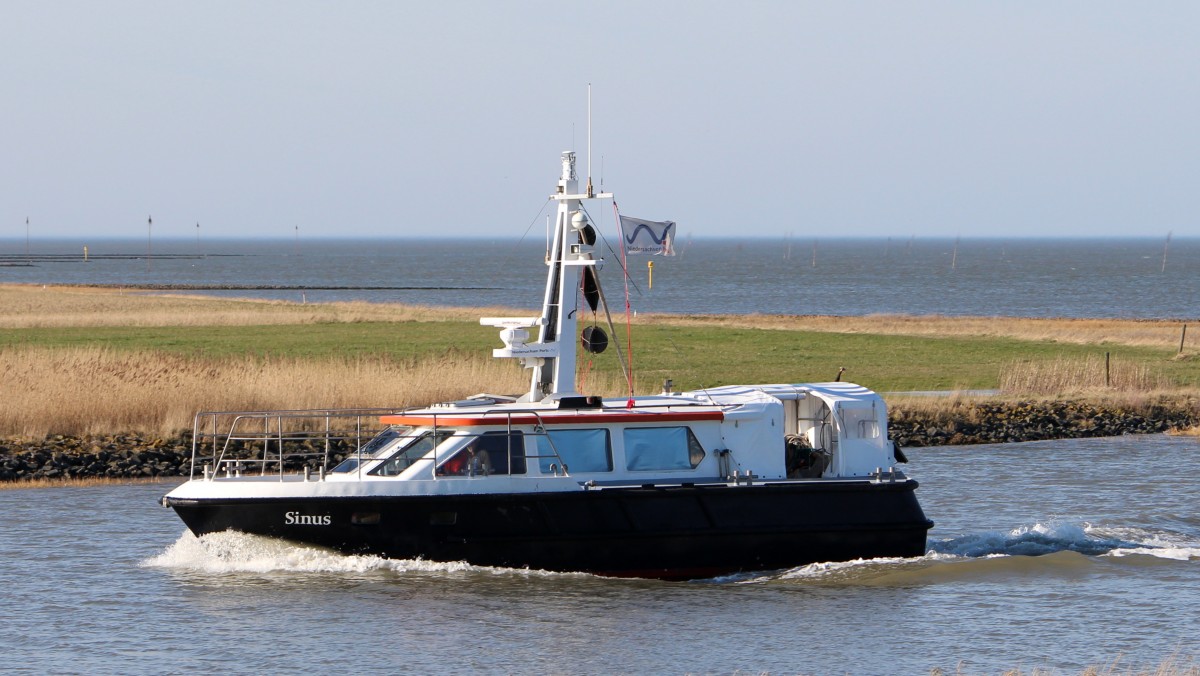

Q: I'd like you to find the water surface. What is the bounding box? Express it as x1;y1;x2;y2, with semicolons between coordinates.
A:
1;434;1197;674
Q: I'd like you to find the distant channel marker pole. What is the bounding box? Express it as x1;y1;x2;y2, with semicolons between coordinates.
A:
147;215;152;272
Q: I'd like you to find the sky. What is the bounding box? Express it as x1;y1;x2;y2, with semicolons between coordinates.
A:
2;2;1197;241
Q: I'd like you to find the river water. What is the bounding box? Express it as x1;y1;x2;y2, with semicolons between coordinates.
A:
2;237;1198;318
1;434;1197;674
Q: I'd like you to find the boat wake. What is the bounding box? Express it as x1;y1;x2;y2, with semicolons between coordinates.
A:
932;521;1164;558
728;520;1200;585
932;521;1200;562
141;530;589;579
144;521;1198;585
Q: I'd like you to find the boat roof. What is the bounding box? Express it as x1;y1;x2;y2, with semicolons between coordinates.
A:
694;382;883;407
380;394;726;428
379;382;883;428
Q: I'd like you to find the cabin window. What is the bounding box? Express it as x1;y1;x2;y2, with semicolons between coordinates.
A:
533;429;613;473
623;427;706;471
840;407;880;440
362;426;408;456
437;431;528;476
369;430;455;476
331;426;411;473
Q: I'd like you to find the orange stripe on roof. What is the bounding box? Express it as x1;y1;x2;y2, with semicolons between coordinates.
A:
379;410;725;427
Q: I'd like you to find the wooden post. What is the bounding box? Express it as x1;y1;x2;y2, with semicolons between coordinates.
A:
1180;324;1188;355
1105;352;1111;387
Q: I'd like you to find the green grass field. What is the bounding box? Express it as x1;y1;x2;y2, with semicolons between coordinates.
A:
4;319;1196;394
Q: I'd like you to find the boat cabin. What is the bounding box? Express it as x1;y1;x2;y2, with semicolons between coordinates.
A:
324;382;900;487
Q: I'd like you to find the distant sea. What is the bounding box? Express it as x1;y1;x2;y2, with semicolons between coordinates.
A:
2;237;1197;319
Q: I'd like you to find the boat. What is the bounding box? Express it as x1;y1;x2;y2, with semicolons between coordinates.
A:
161;149;933;579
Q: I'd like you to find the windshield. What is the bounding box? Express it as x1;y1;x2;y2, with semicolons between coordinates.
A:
330;426;410;473
370;429;456;476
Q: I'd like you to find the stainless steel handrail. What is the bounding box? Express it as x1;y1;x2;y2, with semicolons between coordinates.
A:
190;407;412;480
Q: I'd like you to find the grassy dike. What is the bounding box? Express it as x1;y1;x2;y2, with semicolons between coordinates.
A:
2;284;1198;482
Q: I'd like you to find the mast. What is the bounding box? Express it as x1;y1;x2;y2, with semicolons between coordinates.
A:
537;152;582;397
482;150;611;402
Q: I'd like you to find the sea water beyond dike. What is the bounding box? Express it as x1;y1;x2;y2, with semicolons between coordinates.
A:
2;399;1195;483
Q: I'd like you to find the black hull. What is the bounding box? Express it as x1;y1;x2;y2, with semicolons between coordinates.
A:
168;481;933;580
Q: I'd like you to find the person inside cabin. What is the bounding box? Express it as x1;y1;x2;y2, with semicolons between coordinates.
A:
437;432;524;476
437;448;471;476
470;446;492;476
443;446;489;475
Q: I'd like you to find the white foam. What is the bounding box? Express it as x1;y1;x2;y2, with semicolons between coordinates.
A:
929;520;1200;561
764;556;921;582
1107;546;1200;561
141;530;588;578
935;521;1105;558
1094;525;1200;561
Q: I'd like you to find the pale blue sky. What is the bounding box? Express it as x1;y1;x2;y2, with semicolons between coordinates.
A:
2;2;1196;240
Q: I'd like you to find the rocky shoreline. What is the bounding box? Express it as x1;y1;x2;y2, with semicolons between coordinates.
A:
2;400;1197;483
889;399;1198;447
0;434;359;483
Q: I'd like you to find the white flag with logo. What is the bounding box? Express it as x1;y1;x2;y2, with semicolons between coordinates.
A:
619;215;676;255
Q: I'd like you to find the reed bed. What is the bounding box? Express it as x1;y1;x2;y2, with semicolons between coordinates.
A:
0;476;170;491
998;355;1169;396
0;345;636;439
1167;425;1200;437
0;346;504;438
986;651;1199;676
886;349;1194;422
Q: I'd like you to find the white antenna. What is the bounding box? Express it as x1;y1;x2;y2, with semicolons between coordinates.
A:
586;83;594;197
